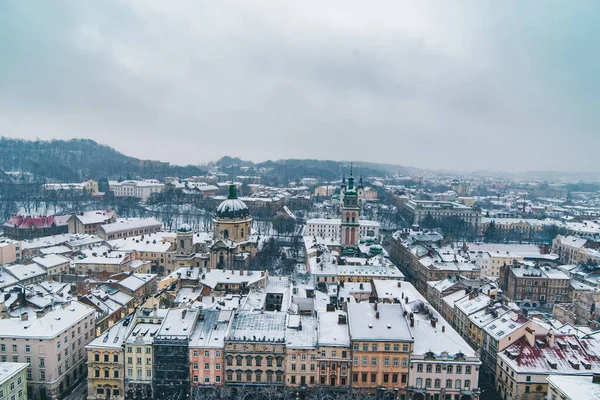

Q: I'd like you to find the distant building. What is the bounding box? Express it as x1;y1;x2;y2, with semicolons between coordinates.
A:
109;180;164;203
97;218;162;240
43;180;98;195
0;239;22;265
402;200;481;228
2;215;70;240
68;210;116;235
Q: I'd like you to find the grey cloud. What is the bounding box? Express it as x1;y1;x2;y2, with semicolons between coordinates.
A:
0;0;598;172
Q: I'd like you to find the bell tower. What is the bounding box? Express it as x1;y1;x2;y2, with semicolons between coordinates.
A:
340;163;360;247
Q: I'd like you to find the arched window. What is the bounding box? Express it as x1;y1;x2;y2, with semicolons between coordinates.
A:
240;228;244;238
180;239;184;249
223;229;229;239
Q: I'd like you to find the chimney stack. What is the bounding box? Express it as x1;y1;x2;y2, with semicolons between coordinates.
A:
376;311;380;319
20;312;28;321
374;303;378;311
442;326;446;333
593;373;600;384
431;319;437;328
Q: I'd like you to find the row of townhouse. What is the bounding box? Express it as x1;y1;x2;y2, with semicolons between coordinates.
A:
87;281;482;400
424;273;600;400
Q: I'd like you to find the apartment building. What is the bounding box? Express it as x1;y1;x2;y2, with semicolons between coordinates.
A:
286;315;318;388
123;309;166;400
390;231;481;295
499;263;570;310
348;303;413;397
86;316;132;400
97;218;162;241
32;254;70;277
0;301;95;400
0;239;21;265
153;308;199;399
316;311;351;389
68;210;116;235
497;331;600;400
452;293;492;341
189;309;229;389
401;200;481;228
224;312;286;386
108;232;176;275
0;362;28;400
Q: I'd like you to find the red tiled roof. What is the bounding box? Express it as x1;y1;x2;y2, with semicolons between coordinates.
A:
3;215;70;229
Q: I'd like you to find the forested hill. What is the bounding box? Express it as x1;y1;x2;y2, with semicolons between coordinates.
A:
0;138;205;182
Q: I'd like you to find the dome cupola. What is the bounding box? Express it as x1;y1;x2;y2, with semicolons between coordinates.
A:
216;184;250;219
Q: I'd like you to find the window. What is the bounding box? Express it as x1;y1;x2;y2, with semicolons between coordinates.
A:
362;344;368;351
193;363;198;370
353;357;359;366
40;370;45;380
465;366;472;374
384;344;390;351
39;358;45;367
371;344;377;352
456;365;463;374
426;364;432;373
114;370;119;378
216;363;221;370
402;344;409;351
446;379;452;388
393;344;399;351
425;378;432;388
127;347;132;353
362;357;367;366
447;365;453;374
322;350;326;357
146;347;151;354
455;379;461;389
383;373;389;383
205;350;210;357
146;358;151;365
362;373;367;383
417;364;423;372
371;373;376;383
435;364;441;373
137;357;142;364
332;350;337;357
402;357;408;367
371;357;377;366
12;345;17;352
0;345;4;352
384;357;390;366
416;378;422;388
526;376;531;382
354;343;359;351
465;379;471;389
146;370;151;378
25;345;30;353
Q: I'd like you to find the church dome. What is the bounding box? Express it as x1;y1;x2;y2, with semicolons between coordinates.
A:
216;184;250;219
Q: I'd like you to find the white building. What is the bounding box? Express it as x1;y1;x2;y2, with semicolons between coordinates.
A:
0;301;95;400
305;218;380;241
109;180;164;202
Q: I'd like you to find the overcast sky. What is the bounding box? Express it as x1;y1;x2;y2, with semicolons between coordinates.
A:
1;1;598;173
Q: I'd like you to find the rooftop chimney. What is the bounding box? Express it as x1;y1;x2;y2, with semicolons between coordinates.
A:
442;326;446;333
593;374;600;384
376;311;380;319
20;312;28;321
431;319;437;328
397;281;401;288
374;303;378;311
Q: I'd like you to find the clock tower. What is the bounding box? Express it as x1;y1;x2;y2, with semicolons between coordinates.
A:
340;163;360;247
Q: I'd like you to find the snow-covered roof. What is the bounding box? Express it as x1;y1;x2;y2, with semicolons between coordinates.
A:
32;254;70;269
286;314;318;349
0;301;94;339
0;362;28;385
100;218;162;234
547;374;600;400
227;311;287;343
318;311;350;347
347;303;413;342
